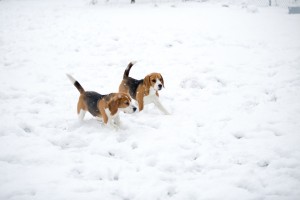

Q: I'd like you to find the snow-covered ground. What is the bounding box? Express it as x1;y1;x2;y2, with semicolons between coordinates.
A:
1;0;300;199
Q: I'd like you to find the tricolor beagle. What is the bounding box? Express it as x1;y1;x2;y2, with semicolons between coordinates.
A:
118;62;170;115
67;74;136;128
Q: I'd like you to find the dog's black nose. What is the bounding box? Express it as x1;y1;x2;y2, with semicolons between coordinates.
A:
158;84;162;90
133;107;137;112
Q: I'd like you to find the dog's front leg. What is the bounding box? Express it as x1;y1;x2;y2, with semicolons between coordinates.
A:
99;101;109;124
153;97;170;115
136;91;144;112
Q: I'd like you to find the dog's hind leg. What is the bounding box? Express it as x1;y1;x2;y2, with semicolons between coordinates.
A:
78;109;86;121
77;95;87;121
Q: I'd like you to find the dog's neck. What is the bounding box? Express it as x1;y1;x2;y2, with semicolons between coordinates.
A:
149;87;156;95
143;85;158;96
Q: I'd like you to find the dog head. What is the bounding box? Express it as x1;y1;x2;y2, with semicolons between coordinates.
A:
108;93;137;115
144;73;165;91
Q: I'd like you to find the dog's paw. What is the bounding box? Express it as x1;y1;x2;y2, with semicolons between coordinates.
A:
109;122;119;130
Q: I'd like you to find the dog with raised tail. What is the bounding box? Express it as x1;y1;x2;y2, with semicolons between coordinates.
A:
67;74;137;128
118;62;170;115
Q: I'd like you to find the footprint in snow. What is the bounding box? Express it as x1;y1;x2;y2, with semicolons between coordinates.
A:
257;160;270;168
19;123;33;134
131;142;138;150
180;77;205;89
214;77;226;86
232;132;245;139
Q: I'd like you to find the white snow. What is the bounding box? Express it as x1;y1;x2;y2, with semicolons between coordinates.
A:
1;0;300;200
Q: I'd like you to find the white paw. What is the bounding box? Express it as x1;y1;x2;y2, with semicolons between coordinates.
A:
109;122;119;130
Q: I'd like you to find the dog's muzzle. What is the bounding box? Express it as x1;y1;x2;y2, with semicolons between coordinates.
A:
158;84;163;90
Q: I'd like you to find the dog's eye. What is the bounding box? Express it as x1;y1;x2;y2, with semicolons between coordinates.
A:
125;102;129;105
151;79;156;83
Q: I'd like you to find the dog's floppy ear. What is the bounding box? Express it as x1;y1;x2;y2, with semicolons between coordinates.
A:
108;97;119;116
144;75;151;89
160;74;165;88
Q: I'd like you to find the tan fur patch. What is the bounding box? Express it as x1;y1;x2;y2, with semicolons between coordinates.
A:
119;80;129;94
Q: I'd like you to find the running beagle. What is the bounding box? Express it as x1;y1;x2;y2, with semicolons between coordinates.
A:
118;62;170;115
67;74;137;128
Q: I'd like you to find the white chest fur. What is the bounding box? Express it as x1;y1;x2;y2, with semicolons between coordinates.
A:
105;108;119;119
143;87;158;105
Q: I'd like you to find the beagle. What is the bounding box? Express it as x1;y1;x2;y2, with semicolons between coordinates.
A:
118;62;170;115
67;74;137;128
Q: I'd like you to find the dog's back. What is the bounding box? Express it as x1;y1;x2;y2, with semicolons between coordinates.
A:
84;91;105;117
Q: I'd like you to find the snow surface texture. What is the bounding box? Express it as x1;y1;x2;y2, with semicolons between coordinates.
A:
1;0;300;200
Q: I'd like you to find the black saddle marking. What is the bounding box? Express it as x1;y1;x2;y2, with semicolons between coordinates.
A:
84;91;106;116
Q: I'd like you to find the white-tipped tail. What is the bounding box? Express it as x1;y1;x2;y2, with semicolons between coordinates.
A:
66;73;85;93
66;74;76;84
126;61;137;70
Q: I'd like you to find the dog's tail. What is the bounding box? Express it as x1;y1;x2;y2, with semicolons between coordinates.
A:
123;61;137;79
66;74;85;94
